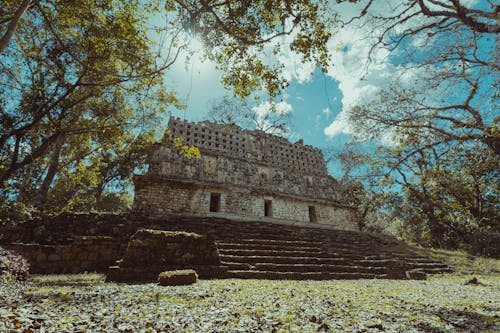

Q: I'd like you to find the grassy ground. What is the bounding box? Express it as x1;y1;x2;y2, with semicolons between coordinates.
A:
1;250;499;333
411;246;500;275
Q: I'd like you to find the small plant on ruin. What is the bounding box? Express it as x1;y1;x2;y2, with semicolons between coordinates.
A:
0;246;29;283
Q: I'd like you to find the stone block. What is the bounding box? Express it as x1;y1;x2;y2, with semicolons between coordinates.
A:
106;229;226;282
406;269;427;280
121;229;221;267
35;253;47;262
47;254;60;261
158;269;198;286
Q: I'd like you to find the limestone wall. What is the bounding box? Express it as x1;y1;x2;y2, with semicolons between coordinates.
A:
134;176;358;230
7;236;121;274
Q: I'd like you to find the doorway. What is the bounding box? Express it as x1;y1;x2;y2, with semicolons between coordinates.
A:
209;193;221;212
308;206;317;222
264;200;273;217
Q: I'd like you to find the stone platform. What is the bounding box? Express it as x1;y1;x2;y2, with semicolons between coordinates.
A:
1;213;453;280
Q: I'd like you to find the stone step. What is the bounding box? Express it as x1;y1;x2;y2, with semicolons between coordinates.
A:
218;240;378;253
220;254;398;266
252;263;388;274
221;255;452;273
218;248;332;257
224;270;389;280
223;262;253;270
220;254;349;265
219;239;320;247
405;257;447;264
406;262;451;270
223;236;378;247
216;242;322;252
360;253;435;261
218;246;392;259
220;254;411;265
419;267;454;274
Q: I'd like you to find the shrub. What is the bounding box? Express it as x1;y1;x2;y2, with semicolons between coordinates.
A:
0;200;37;228
0;246;29;282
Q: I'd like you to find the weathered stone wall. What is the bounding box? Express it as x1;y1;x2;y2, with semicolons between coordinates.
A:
166;118;328;176
7;236;121;274
147;118;342;203
148;151;342;202
134;177;358;230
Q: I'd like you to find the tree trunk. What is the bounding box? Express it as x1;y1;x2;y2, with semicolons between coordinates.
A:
34;133;65;210
0;0;32;53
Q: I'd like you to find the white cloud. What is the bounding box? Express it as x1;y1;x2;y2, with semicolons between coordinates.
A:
252;100;293;117
321;0;428;139
258;20;316;84
251;100;293;136
324;111;349;137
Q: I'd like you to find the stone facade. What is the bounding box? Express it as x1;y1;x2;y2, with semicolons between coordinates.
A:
8;236;121;274
133;117;357;230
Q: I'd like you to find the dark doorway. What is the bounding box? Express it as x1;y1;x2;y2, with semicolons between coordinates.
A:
264;200;272;217
308;206;317;222
209;193;221;212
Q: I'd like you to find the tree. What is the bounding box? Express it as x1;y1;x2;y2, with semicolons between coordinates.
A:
207;96;292;135
167;0;333;97
377;137;499;253
1;0;339;214
0;0;32;53
0;0;183;211
340;0;498;157
322;0;499;253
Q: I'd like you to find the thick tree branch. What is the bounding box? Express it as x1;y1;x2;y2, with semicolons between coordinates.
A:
0;0;32;53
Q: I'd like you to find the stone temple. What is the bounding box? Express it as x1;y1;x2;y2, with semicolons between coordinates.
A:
133;117;357;230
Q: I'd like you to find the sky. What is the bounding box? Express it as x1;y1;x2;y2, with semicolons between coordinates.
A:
157;0;485;177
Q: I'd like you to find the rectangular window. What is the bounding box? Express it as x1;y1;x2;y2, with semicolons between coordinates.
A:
264;200;272;217
308;206;317;222
209;193;221;212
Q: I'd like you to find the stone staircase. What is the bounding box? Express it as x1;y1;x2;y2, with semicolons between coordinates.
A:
216;236;452;280
125;215;452;280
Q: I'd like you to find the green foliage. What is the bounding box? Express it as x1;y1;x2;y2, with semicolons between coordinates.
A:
385;141;499;255
0;0;178;213
0;200;37;227
169;0;334;97
164;130;201;159
2;0;334;215
335;0;499;254
340;138;499;256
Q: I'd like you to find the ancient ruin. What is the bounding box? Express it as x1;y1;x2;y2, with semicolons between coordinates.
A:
133;117;357;230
